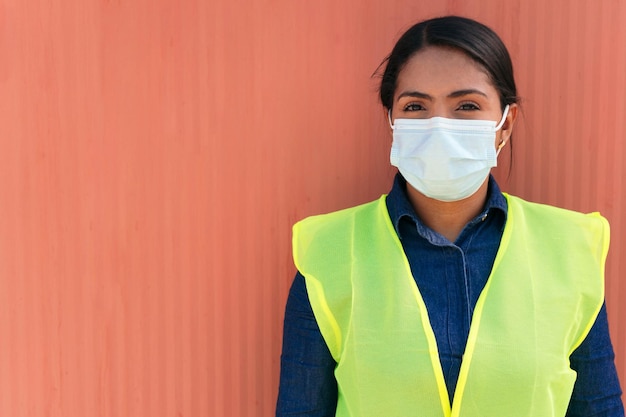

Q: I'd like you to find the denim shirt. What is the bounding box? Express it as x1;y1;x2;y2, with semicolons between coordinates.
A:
277;175;624;416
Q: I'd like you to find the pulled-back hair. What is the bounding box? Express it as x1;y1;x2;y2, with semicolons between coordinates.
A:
378;16;518;111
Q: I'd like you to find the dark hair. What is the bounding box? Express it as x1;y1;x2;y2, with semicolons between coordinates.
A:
378;16;518;111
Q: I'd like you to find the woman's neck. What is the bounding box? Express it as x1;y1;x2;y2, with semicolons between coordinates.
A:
406;181;489;243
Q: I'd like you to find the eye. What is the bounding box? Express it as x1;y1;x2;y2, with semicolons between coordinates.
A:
457;102;480;111
403;103;426;112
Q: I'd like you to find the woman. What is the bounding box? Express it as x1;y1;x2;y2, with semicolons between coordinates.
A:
277;16;624;417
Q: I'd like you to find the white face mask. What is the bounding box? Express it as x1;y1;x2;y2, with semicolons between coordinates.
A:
389;105;509;202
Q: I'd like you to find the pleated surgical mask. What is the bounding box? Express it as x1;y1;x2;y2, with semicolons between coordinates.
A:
389;105;509;202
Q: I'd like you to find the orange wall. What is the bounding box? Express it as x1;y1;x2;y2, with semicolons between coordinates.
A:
0;1;624;415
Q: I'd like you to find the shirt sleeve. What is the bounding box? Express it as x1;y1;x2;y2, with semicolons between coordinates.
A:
566;302;625;416
276;272;338;417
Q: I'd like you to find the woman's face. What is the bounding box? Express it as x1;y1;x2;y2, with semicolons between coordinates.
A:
390;46;516;147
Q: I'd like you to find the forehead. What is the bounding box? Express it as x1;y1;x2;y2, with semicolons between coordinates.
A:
395;46;497;97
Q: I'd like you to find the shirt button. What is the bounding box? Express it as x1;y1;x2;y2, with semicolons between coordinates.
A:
481;214;488;221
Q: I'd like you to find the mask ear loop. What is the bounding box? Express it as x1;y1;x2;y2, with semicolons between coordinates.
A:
387;109;394;129
496;104;511;156
495;104;510;130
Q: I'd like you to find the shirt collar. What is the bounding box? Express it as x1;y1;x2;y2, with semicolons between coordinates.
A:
385;173;508;240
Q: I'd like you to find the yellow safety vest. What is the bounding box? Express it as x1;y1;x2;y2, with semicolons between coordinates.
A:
293;194;609;417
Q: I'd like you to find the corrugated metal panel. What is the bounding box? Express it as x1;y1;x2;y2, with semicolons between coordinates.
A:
0;0;622;415
498;0;626;384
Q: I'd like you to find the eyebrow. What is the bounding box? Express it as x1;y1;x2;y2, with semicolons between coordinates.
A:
448;89;488;98
397;89;489;100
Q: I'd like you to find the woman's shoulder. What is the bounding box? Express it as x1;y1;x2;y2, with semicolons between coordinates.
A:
295;196;385;229
503;193;609;248
504;193;607;223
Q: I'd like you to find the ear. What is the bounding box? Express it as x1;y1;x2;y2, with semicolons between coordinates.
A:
384;107;393;130
498;103;518;147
